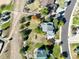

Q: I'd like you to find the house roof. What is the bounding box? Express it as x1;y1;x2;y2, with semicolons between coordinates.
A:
47;31;55;39
40;22;54;32
40;22;55;39
36;49;47;59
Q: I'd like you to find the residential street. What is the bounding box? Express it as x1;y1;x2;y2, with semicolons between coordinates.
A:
61;0;77;59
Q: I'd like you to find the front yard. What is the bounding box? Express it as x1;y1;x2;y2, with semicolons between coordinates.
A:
26;0;40;11
57;0;65;8
1;20;11;30
0;2;14;13
73;16;79;25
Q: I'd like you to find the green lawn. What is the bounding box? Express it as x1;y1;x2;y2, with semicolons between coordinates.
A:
55;30;60;40
35;43;43;48
0;2;14;13
73;16;79;25
53;45;60;59
58;0;64;8
1;20;11;30
26;0;40;11
70;43;79;49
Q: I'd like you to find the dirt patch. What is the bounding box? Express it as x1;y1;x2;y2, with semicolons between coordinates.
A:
0;0;11;6
0;43;10;59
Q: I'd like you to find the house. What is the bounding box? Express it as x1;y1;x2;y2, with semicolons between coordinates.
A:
34;48;48;59
1;11;11;21
40;22;55;39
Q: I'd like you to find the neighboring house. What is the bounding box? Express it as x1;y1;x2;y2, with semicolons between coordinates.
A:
1;11;11;21
34;48;48;59
40;22;55;39
0;11;11;30
0;39;4;53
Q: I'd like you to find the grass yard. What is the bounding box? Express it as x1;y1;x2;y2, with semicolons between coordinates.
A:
57;0;64;8
1;20;11;30
53;45;61;59
0;2;14;13
26;0;40;11
73;16;79;25
70;43;79;59
54;30;60;40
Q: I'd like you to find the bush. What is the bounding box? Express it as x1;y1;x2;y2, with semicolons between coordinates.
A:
40;7;49;15
58;20;64;27
73;16;79;25
53;45;60;59
20;17;26;23
20;46;29;54
35;27;45;34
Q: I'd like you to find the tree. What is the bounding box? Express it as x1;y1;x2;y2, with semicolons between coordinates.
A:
20;46;29;54
20;17;26;23
40;7;49;15
58;20;64;27
35;26;45;34
53;18;59;29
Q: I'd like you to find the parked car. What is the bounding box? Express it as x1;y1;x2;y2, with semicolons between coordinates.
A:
62;51;68;57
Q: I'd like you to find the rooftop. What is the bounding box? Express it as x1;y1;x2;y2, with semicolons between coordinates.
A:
35;49;47;59
40;22;55;39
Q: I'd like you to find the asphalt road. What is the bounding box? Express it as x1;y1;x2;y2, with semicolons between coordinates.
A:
61;0;77;59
